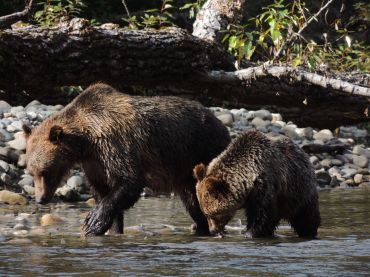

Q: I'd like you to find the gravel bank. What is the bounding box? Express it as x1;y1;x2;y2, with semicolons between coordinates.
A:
0;100;369;204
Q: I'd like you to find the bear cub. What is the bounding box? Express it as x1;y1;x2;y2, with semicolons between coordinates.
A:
194;131;320;238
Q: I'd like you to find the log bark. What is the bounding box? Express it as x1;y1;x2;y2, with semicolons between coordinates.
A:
0;20;234;94
0;21;369;129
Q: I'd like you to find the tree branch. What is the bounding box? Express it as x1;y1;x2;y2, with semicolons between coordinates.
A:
0;0;34;29
273;0;335;60
206;65;370;97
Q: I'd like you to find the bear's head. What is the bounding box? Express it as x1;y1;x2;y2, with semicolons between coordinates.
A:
23;122;83;204
193;163;235;235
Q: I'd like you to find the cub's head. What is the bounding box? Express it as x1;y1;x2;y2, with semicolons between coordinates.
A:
23;122;83;204
193;163;235;235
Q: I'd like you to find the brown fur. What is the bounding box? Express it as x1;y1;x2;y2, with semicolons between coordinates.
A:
24;83;231;236
194;131;320;238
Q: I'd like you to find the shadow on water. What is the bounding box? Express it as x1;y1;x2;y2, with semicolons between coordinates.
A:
0;189;369;276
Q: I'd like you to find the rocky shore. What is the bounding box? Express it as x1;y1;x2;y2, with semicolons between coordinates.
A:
0;99;370;205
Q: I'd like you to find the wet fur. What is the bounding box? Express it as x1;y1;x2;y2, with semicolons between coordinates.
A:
25;83;231;235
195;131;320;238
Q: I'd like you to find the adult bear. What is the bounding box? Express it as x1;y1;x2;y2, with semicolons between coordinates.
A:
23;83;230;236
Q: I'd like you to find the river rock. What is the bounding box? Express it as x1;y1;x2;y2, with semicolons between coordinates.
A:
328;166;340;175
15;111;27;119
0;173;11;185
313;129;334;142
26;111;37;120
217;113;234;127
7;137;26;151
18;175;33;187
341;168;357;178
17;154;27;168
0;190;28;205
0;160;10;172
86;198;96;206
303;127;314;140
352;145;366;155
10;106;24;116
274;120;286;128
13;223;29;231
66;175;84;192
331;159;343;166
309;156;319;165
22;185;35;195
353;174;363;184
40;214;64;226
0;129;13;142
353;155;368;168
25;100;41;110
282;125;300;140
320;159;332;168
316;171;331;187
0;100;11;115
56;185;80;202
358;182;370;188
251;117;269;129
254;109;272;120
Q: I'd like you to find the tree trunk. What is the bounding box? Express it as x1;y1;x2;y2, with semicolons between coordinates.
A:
0;20;234;94
192;0;245;42
0;19;369;129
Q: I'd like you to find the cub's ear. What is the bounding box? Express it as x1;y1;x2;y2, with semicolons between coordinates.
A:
49;125;64;143
22;124;32;138
193;163;206;181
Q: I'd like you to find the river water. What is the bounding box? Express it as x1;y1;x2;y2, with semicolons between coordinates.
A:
0;188;369;276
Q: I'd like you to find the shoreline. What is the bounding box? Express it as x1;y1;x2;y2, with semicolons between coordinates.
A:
1;99;370;205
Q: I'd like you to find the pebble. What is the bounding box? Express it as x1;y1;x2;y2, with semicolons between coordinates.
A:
217;113;233;127
358;182;370;188
86;198;96;206
56;185;81;202
341;168;357;178
353;155;368;168
40;214;64;226
23;185;35;195
0;100;369;206
7;137;26;151
313;129;334;142
251;117;269;129
354;174;363;184
18;175;33;187
0;101;11;115
282;125;300;140
254;109;272;120
0;190;28;205
0;160;10;172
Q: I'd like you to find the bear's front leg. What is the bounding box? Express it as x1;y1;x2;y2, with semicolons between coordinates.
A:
84;198;117;236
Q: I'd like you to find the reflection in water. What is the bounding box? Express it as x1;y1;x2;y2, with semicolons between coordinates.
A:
0;189;369;276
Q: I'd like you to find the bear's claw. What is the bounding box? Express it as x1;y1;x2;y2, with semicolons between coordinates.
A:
83;204;114;236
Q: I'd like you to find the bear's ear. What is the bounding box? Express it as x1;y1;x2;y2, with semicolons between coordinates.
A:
193;163;206;181
22;124;32;139
49;125;64;143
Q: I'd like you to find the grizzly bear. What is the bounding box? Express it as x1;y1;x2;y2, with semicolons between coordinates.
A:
23;83;230;236
194;131;320;238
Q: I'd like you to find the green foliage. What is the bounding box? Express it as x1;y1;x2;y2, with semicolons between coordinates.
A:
34;0;86;26
123;0;176;29
180;0;206;19
222;0;370;72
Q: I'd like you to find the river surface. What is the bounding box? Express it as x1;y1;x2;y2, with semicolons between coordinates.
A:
0;188;369;276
